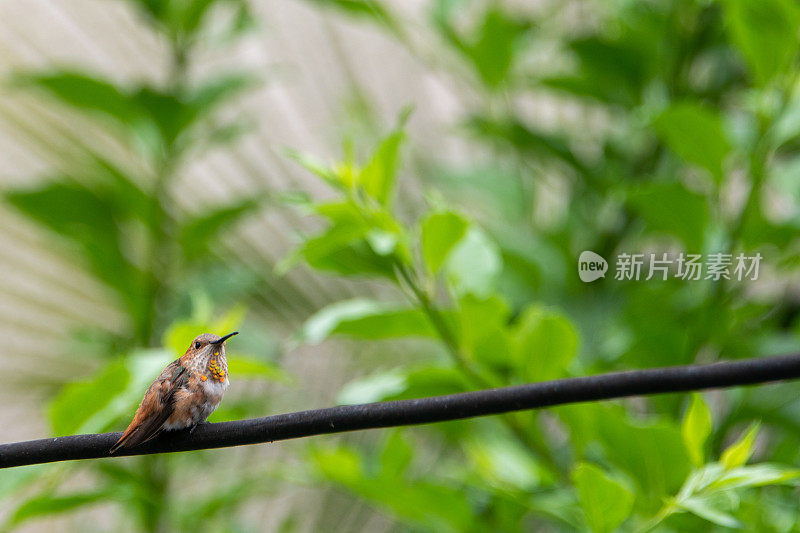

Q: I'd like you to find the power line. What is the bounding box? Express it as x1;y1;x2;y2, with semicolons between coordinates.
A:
2;352;800;469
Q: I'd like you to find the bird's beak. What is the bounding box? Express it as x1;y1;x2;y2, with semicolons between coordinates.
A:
213;331;239;345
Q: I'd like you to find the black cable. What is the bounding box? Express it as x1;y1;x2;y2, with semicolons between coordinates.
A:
2;352;800;469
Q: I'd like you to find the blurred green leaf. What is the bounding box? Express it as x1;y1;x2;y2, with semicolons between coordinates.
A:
682;394;713;467
559;404;692;508
311;444;475;531
512;305;578;382
676;493;741;528
90;155;154;227
724;0;800;85
125;0;253;41
179;196;265;261
456;294;512;370
338;366;471;405
227;356;290;383
721;423;760;469
421;211;469;273
300;299;436;343
48;359;130;436
306;239;398;278
466;8;531;88
444;227;502;297
544;35;647;106
5;177;149;334
310;444;365;484
285;149;340;188
380;431;413;479
572;463;633;533
10;491;110;526
327;308;436;339
6;182;118;239
337;369;408;405
304;0;398;32
359;125;405;206
467;116;588;175
710;463;800;491
659;462;800;529
627;182;709;251
14;71;141;124
133;87;185;145
184;73;258;122
436;4;531;88
0;465;46;501
465;428;547;490
654;102;731;182
282;207;399;278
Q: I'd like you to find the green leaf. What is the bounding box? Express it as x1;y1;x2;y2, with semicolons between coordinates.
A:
559;404;692;508
465;428;547;490
421;211;469;273
682;394;713;466
337;366;469;405
455;295;512;370
661;462;800;529
306;240;397;278
512;305;578;381
90;155;154;227
14;71;141;124
304;0;398;32
544;35;647;106
125;0;253;40
312;442;474;531
627;182;709;251
724;0;800;85
4;182;144;320
11;492;110;526
310;445;365;484
179;197;264;261
0;465;46;501
572;463;634;533
132;87;187;145
380;431;413;479
710;463;800;491
721;423;760;469
359;126;405;206
465;7;532;88
330;308;436;340
227;356;290;383
653;103;731;182
299;299;436;343
285;149;341;188
677;493;741;528
6;182;119;241
48;359;130;436
184;73;258;122
467;117;589;175
444;227;502;297
282;204;399;278
337;369;409;405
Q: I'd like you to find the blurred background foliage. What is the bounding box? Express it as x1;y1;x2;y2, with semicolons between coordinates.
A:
1;0;800;531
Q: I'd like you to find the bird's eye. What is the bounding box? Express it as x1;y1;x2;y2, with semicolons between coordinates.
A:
194;342;202;349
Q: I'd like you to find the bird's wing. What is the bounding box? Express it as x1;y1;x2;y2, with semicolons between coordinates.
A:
109;360;189;454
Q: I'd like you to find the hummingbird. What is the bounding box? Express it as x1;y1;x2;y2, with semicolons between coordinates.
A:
110;331;238;453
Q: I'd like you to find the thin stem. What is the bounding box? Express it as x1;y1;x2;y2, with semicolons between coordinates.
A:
394;261;563;474
394;262;487;385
